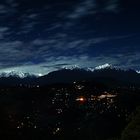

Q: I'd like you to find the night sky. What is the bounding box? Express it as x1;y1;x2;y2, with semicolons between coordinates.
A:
0;0;140;75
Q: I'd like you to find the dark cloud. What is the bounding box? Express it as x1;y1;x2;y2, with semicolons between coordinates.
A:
0;0;139;74
67;0;96;19
66;0;120;20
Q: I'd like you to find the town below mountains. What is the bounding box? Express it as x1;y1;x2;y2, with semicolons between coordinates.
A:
0;67;139;140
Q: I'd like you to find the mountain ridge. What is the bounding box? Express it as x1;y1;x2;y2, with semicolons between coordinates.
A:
0;67;139;87
0;63;139;78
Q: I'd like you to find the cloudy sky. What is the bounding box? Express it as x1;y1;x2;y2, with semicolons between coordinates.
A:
0;0;140;75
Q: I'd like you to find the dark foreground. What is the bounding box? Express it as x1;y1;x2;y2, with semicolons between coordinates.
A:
0;82;140;140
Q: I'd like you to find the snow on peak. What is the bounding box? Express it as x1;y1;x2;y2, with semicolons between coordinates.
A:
62;64;112;72
136;70;140;74
0;71;38;78
95;63;112;70
37;73;43;77
62;65;80;70
86;67;95;72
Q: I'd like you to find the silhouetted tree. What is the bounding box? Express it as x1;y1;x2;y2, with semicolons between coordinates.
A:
121;107;140;140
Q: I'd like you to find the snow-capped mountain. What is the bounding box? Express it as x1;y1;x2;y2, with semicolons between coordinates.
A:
86;67;95;72
136;70;140;74
0;64;138;79
0;65;139;86
0;71;38;78
62;64;112;72
62;65;80;70
95;63;112;70
85;63;112;72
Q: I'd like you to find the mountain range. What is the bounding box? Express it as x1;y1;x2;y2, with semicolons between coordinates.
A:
0;66;139;87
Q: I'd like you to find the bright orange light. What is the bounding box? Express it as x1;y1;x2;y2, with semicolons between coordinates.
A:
79;97;84;101
76;97;86;103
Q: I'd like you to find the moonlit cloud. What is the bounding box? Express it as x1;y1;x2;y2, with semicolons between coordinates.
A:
0;27;10;39
66;0;120;20
104;0;119;13
0;0;139;74
67;0;96;19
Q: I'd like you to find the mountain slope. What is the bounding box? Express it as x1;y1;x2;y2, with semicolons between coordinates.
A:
38;68;140;86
